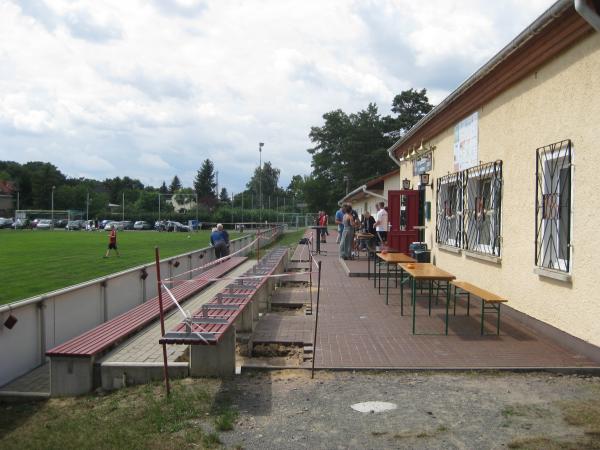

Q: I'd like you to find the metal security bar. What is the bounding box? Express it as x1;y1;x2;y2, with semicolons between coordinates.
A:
535;140;572;272
463;161;503;256
436;172;463;248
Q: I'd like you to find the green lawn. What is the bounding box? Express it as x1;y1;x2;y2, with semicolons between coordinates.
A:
0;229;241;305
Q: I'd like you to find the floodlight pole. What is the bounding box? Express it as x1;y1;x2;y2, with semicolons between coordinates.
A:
51;185;55;230
86;191;89;222
259;142;264;223
122;192;125;221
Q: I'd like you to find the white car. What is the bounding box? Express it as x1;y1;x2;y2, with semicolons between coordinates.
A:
36;219;54;229
104;221;125;231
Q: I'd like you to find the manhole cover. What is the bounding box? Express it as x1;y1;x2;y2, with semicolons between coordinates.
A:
351;401;397;413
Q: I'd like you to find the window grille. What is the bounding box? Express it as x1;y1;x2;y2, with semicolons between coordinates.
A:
436;172;463;248
463;161;502;256
535;140;572;272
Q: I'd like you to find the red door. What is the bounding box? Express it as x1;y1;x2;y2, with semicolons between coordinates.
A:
387;190;419;254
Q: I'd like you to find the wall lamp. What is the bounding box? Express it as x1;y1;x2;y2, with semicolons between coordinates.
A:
402;178;411;190
420;172;433;189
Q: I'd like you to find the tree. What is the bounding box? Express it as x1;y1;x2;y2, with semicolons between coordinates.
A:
385;88;434;135
307;103;395;211
287;175;305;202
169;175;182;193
159;181;168;194
219;187;230;204
194;159;217;206
246;161;281;200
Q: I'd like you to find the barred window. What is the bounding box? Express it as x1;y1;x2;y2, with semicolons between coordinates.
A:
535;140;572;272
436;172;463;248
463;161;502;256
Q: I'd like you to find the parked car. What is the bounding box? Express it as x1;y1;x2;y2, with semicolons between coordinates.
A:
121;220;134;230
12;218;30;229
166;221;190;232
154;220;167;231
104;221;124;231
83;220;96;231
99;219;112;229
66;220;84;230
134;220;152;230
36;219;54;229
0;217;13;229
55;219;68;228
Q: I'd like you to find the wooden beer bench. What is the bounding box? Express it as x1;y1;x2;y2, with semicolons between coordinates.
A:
450;281;508;335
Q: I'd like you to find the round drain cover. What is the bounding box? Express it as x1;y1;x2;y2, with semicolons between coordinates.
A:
351;401;397;413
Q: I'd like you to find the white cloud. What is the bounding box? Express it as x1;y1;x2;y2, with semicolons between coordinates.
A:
0;0;556;192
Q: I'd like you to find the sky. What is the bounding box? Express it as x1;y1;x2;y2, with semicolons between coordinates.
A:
0;0;556;194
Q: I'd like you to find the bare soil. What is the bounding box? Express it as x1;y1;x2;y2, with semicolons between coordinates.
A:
216;370;600;450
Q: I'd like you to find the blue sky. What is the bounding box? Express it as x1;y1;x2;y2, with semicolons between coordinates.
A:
0;0;554;193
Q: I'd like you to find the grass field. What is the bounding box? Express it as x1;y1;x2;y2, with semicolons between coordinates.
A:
0;229;242;305
0;228;306;305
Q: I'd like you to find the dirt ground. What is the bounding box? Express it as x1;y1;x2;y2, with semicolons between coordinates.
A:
212;370;600;450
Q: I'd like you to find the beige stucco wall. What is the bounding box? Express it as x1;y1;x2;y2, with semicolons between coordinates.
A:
399;32;600;346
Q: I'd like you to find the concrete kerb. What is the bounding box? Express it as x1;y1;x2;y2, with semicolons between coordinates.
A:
101;362;188;390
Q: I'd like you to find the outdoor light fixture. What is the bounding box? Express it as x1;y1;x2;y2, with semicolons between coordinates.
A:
420;173;433;189
410;147;417;158
4;314;17;330
402;178;411;190
140;268;148;280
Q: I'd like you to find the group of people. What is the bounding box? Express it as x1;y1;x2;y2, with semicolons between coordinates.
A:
335;201;388;260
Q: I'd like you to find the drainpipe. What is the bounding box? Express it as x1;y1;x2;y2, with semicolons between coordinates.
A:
575;0;600;31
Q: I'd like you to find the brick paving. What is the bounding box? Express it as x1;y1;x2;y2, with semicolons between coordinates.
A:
300;231;600;369
252;313;315;345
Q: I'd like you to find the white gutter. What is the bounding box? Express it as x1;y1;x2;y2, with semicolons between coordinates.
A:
338;184;386;206
385;0;574;161
575;0;600;31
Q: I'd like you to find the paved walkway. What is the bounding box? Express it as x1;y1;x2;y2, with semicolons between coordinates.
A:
101;259;257;364
305;232;599;369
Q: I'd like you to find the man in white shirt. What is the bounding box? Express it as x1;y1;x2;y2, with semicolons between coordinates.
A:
374;201;388;244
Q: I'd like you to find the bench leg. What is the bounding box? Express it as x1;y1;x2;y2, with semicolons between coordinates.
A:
428;280;432;316
481;299;485;336
445;281;450;335
190;327;236;377
467;293;471;316
50;356;94;396
497;304;501;335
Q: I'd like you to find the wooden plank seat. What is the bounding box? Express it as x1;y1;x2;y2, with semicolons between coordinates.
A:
46;256;248;358
161;247;289;346
450;281;508;335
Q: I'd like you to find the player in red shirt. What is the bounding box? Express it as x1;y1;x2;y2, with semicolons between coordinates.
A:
104;225;120;258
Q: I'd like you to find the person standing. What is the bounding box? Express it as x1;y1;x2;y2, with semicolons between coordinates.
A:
318;211;328;243
334;205;344;244
211;223;230;259
104;225;120;258
339;204;356;259
375;201;388;246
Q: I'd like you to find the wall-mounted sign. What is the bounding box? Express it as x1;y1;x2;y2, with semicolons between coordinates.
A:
413;152;433;175
453;111;479;171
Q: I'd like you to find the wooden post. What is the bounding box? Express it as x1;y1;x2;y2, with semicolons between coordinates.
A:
155;247;170;396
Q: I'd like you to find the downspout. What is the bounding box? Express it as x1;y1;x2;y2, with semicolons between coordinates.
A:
575;0;600;31
387;145;404;193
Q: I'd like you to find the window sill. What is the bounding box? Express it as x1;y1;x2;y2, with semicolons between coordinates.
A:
437;244;461;254
464;250;501;264
534;267;572;283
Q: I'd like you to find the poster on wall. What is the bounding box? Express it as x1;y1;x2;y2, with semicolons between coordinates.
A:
453;111;479;171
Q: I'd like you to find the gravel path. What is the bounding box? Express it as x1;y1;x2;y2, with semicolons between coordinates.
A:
214;370;600;450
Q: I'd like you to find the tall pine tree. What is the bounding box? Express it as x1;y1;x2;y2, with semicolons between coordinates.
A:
169;175;182;193
194;159;217;206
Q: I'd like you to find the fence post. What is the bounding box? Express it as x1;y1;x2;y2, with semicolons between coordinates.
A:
311;261;322;379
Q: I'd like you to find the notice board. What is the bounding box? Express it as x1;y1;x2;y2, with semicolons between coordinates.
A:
453;112;479;171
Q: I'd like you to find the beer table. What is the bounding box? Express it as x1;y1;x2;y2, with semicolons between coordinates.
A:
398;263;456;335
375;252;416;305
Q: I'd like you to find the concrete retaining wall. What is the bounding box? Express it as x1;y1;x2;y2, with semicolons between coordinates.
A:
0;228;282;388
